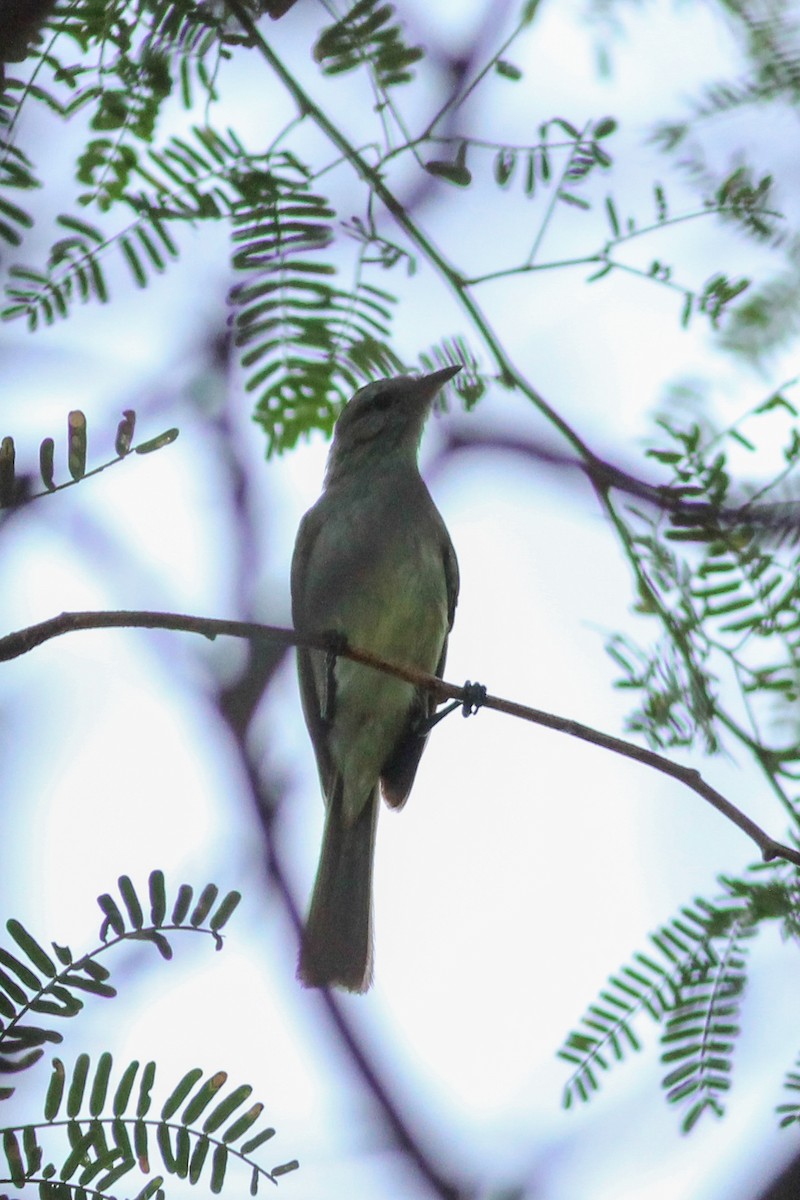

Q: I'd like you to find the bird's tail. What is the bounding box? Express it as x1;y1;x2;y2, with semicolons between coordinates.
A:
298;781;378;993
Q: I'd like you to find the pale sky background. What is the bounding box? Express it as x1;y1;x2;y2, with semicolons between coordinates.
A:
3;2;800;1198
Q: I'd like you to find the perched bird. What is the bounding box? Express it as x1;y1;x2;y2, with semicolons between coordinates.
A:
291;364;461;992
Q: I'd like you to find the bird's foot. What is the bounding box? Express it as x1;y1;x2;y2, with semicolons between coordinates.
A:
320;631;348;723
323;629;349;657
459;680;487;716
421;680;487;732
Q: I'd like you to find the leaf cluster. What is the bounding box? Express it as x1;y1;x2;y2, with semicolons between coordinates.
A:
560;861;800;1132
609;389;800;757
314;0;424;89
423;116;615;199
2;1056;296;1198
647;0;800;361
0;871;240;1102
1;408;178;509
0;873;299;1197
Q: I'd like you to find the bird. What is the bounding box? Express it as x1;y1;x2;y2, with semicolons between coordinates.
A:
291;364;461;991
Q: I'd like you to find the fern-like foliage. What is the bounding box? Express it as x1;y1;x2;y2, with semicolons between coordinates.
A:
778;1053;800;1127
0;871;239;1102
560;901;724;1106
659;918;751;1131
649;1;800;361
1;1056;297;1195
314;0;424;89
608;386;800;754
0;872;300;1193
2;125;272;327
2;122;407;452
0;408;178;509
422;115;616;196
419;335;485;409
231;166;403;452
0;85;39;249
173;141;406;452
560;863;800;1132
560;892;754;1132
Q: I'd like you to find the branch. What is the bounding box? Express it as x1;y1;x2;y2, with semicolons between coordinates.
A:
225;0;597;463
1;608;798;869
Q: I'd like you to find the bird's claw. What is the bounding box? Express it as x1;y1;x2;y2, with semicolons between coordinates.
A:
460;680;487;717
421;680;487;733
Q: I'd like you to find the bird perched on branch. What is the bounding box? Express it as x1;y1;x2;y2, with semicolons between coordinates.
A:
291;364;461;992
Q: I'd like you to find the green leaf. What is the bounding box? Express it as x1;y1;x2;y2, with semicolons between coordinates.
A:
39;437;56;490
134;1174;165;1200
222;1103;263;1145
161;1068;204;1120
203;1084;252;1134
67;410;87;480
271;1159;299;1178
89;1051;113;1116
190;884;219;927
314;0;424;89
97;893;126;938
209;890;241;932
182;1071;227;1124
0;436;15;507
171;884;193;924
119;875;144;930
0;195;33;245
495;59;522;80
135;428;179;454
594;117;617;139
210;1142;228;1193
189;1135;211;1184
605;196;620;237
115;410;136;456
493;148;516;188
22;1125;42;1175
240;1127;276;1155
114;1060;140;1115
423;159;472;187
3;1130;24;1187
137;1061;157;1117
67;1052;91;1117
149;870;167;925
44;1059;66;1120
558;191;591;210
0;946;41;990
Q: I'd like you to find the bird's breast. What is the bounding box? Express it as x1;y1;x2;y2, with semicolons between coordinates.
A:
305;482;450;669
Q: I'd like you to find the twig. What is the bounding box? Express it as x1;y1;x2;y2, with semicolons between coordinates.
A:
1;608;798;869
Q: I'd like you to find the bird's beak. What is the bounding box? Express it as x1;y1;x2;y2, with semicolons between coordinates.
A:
409;363;462;402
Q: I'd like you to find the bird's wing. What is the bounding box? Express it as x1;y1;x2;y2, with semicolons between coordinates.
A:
443;533;460;633
291;505;337;802
380;526;459;809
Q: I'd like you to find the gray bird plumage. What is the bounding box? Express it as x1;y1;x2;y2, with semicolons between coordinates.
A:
291;365;461;991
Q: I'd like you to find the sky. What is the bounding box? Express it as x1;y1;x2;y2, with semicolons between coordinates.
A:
3;2;800;1199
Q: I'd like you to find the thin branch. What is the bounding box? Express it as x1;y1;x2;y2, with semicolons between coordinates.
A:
420;1;532;140
526;121;592;267
225;0;597;462
0;427;179;511
1;608;797;869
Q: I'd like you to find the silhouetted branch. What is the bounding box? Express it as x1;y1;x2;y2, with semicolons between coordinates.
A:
2;607;798;869
442;427;800;543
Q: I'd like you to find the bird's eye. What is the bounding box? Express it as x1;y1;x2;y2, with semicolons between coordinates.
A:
369;390;392;412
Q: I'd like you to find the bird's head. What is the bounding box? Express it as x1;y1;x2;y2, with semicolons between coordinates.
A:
326;364;461;480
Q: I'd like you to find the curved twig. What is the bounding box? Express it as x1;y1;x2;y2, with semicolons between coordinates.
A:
1;608;797;869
